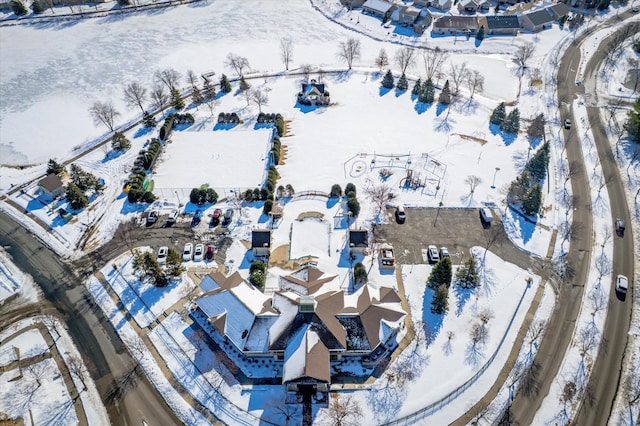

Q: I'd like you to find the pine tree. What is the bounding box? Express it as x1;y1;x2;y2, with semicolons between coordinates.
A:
501;108;520;133
170;87;185;110
381;70;394;89
11;0;27;15
525;142;550;182
239;77;251;91
396;74;408;91
476;25;485;41
418;78;435;103
427;257;453;289
353;262;368;286
165;248;185;277
142;111;157;128
522;184;542;216
191;86;204;105
111;132;131;151
490;102;506;126
431;284;449;314
624;98;640;142
203;80;217;101
527;113;546;140
31;0;44;13
47;159;64;176
411;78;422;96
455;257;480;288
438;80;451;105
219;74;232;93
65;183;89;210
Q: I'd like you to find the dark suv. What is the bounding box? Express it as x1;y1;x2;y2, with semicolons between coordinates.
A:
615;218;625;237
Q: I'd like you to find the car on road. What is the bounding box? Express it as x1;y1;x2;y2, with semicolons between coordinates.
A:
564;119;572;129
167;209;179;224
427;245;440;263
205;245;214;261
146;209;159;224
157;246;168;264
191;210;201;227
480;207;493;225
182;243;193;261
193;244;204;262
616;274;628;295
395;206;406;224
222;209;234;226
615;218;626;237
632;6;639;12
439;247;450;259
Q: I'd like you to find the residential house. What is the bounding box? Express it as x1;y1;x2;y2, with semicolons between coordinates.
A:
432;15;479;35
481;15;520;35
519;9;555;31
38;174;64;198
362;0;395;19
412;0;431;7
458;0;479;13
252;229;271;256
396;5;421;25
297;79;330;106
414;10;433;34
348;229;368;255
547;3;570;20
431;0;452;11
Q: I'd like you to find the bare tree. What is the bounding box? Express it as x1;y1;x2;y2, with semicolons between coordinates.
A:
514;42;536;73
364;182;395;218
469;401;493;425
300;64;313;83
466;323;486;366
41;315;61;342
67;354;87;391
154;68;181;91
89;100;120;132
280;36;294;71
465;175;482;193
150;85;169;116
122;82;147;114
266;393;300;425
225;53;250;78
324;394;363;426
336;38;361;69
442;330;455;356
466;70;484;99
595;251;611;278
25;362;50;389
374;48;389;71
623;369;640;406
576;324;598;357
588;286;606;317
526;320;546;348
124;334;147;365
186;69;199;88
421;47;448;81
449;62;470;95
204;96;220;118
394;47;417;74
250;88;269;113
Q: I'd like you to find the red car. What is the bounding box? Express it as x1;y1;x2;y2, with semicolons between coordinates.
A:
205;245;214;261
211;208;222;226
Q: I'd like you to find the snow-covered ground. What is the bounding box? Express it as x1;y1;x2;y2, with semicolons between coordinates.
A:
0;247;40;306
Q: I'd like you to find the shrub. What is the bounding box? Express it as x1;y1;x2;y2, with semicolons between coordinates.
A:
31;0;43;13
189;186;218;205
66;183;89;210
244;189;254;201
353;262;368;286
381;70;394;89
455;257;480;289
275;114;285;137
219;74;232;93
111;132;131;151
11;0;27;15
346;197;360;217
345;182;356;196
330;184;342;198
249;260;267;289
263;199;273;215
285;184;295;196
396;74;408;91
490;102;506;126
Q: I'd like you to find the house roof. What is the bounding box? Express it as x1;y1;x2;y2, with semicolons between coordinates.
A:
485;15;520;29
459;0;478;8
362;0;394;13
547;3;570;19
434;15;479;30
521;9;555;26
349;229;368;248
279;266;338;295
301;83;325;96
283;326;331;384
39;173;63;193
399;5;421;17
252;229;271;248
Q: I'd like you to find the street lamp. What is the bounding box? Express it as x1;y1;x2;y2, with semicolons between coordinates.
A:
491;167;501;189
175;190;181;208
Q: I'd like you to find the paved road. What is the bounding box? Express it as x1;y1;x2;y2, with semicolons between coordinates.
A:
0;212;182;426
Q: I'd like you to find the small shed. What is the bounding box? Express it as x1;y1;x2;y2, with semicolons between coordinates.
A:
252;229;271;256
38;174;64;198
348;229;368;254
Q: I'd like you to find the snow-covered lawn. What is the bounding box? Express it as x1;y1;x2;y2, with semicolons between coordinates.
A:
0;248;40;306
102;250;196;328
0;328;49;365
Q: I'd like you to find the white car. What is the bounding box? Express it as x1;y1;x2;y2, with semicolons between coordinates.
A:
157;246;168;264
616;275;628;295
167;209;179;224
182;243;193;262
427;245;440;263
193;244;204;262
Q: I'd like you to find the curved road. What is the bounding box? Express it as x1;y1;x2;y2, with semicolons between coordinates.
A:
0;212;182;426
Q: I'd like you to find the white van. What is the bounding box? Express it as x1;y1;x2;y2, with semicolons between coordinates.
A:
480;207;493;224
616;275;628;295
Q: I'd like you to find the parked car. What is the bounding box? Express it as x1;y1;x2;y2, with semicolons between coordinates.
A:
157;246;168;265
191;210;201;227
212;208;222;225
395;206;406;224
480;207;493;225
615;218;625;237
205;245;214;261
439;247;450;259
564;119;572;129
146;209;159;224
616;274;628;295
167;209;179;224
193;244;204;262
58;208;73;221
222;208;234;226
427;245;440;263
182;243;193;261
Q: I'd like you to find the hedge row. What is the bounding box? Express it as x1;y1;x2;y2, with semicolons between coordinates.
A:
257;112;283;124
159;116;174;141
218;112;241;124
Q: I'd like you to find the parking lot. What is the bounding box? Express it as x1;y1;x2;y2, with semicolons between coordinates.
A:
376;207;537;270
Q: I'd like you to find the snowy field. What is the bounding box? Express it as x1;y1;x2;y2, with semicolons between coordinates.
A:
0;248;40;306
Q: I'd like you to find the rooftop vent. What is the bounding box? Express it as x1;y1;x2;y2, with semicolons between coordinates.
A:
299;296;316;313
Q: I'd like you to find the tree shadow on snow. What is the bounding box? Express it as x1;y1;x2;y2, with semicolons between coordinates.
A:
527;136;543;150
394;88;406;98
379;86;392;97
414;102;432;115
500;131;518;146
422;287;445;341
213;123;238;131
454;286;475;317
134;127;154;139
489;122;501;136
435;103;448;117
512;149;530;173
294;102;321;114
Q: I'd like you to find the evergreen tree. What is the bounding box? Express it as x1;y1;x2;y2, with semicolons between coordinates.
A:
165;248;185;277
111;132;131;151
239;77;251;91
476;25;485;41
191;86;204;105
508;170;531;203
522;184;542;216
142;111;157;128
47;159;64;176
249;260;267;289
438;80;451;105
11;0;27;15
347;197;360;217
525;142;550;182
70;164;102;193
345;182;357;196
330;184;343;197
353;262;368;286
263;199;273;215
396;74;409;91
527;113;546;140
411;78;422;96
219;74;232;93
431;284;449;314
31;0;44;13
501;108;520;133
381;70;395;89
170;87;185;110
418;78;435;103
624;98;640;142
490;102;506;126
455;257;480;289
427;257;453;289
65;183;89;210
203;80;217;101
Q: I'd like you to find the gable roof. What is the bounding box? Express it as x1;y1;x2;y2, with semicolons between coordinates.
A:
485;15;520;29
39;173;63;192
279;266;338;295
362;0;394;14
547;3;570;19
521;9;554;26
434;15;479;30
251;229;271;248
301;83;326;96
283;326;331;383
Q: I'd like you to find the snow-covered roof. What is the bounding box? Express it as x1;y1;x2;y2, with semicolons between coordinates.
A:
520;9;555;26
362;0;394;14
282;325;330;383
